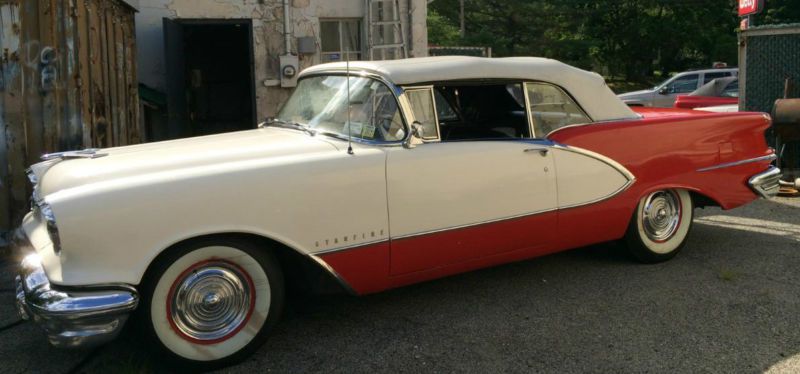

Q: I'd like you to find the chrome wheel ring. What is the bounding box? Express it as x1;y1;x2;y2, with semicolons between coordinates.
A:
641;190;682;243
167;260;255;344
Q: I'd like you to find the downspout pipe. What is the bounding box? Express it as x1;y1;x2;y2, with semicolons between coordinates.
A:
283;0;291;54
407;0;413;57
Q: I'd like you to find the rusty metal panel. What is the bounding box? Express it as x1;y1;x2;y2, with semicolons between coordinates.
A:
0;1;22;232
0;0;139;233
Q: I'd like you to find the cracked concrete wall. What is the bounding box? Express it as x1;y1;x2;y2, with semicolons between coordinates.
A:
135;0;427;120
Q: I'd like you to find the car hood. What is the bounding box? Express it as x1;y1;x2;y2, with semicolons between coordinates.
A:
617;89;654;99
33;127;341;198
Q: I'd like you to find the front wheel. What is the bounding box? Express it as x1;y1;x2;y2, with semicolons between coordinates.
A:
623;189;694;263
138;238;284;369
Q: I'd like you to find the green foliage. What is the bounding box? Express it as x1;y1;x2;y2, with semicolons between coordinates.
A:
757;0;800;25
427;0;797;82
428;9;461;46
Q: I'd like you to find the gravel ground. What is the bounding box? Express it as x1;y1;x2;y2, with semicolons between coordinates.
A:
1;197;799;374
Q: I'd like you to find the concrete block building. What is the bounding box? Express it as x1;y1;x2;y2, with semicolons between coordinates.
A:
135;0;428;141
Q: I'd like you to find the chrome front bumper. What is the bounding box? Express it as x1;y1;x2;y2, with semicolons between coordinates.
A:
13;231;138;348
748;166;782;198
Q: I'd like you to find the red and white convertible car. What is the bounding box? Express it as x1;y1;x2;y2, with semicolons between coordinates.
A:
14;57;779;368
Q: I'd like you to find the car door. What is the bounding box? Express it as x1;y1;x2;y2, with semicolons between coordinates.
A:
386;87;558;275
655;73;700;107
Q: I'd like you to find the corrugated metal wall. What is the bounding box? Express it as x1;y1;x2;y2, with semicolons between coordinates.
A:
0;0;139;235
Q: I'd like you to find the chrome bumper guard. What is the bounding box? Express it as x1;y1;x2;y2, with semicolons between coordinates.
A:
13;231;138;348
748;166;782;198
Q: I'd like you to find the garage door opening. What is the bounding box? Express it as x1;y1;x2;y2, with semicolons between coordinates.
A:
163;19;256;140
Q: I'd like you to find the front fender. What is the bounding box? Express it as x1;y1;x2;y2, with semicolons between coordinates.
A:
42;146;389;287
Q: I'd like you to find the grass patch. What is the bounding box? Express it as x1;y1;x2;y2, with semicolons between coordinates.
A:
718;268;740;281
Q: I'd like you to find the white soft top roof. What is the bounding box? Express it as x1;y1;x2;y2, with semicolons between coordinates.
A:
300;56;637;122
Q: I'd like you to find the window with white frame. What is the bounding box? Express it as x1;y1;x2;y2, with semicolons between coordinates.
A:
320;19;362;62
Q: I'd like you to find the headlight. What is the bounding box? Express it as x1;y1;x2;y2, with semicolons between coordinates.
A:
37;202;62;254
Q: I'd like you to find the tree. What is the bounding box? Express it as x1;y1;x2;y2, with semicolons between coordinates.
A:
428;0;742;82
428;9;461;46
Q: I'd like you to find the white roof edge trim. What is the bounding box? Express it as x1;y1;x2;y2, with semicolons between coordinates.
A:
299;56;638;122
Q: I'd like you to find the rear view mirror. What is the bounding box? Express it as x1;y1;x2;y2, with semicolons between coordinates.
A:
658;87;669;95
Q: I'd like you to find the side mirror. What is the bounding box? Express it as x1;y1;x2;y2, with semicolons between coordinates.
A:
403;121;425;149
411;122;425;138
658;86;669;95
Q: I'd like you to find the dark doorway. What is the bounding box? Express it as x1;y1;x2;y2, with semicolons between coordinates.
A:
163;19;256;140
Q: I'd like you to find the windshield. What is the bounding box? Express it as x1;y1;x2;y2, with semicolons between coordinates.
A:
276;76;407;142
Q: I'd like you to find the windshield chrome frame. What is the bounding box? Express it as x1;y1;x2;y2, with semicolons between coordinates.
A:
292;70;413;147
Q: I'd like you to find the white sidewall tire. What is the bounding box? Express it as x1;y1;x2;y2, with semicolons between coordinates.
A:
150;245;271;362
636;189;693;254
625;189;694;263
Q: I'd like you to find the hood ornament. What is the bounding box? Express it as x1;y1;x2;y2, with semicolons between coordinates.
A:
41;148;108;161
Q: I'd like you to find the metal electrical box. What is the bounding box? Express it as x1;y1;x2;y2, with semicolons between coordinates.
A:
297;37;316;54
280;54;299;88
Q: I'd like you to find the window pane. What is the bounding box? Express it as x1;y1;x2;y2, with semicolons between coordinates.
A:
406;89;439;140
320;22;341;52
667;74;699;94
434;90;458;121
526;83;590;137
341;20;361;52
344;52;360;62
722;81;739;97
703;72;728;84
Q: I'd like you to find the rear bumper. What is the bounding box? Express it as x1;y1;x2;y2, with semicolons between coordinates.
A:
748;166;782;198
13;230;138;348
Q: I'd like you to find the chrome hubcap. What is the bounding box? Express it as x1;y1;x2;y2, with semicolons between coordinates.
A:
169;261;253;342
642;190;682;242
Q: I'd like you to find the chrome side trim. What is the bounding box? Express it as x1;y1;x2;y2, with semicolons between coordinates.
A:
392;208;558;240
307;254;358;295
312;239;389;255
697;154;777;172
41;148;107;161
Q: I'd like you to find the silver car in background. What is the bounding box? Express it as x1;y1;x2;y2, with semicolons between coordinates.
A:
617;68;738;107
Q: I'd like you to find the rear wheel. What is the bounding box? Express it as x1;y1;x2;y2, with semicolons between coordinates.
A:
139;239;284;369
624;189;693;263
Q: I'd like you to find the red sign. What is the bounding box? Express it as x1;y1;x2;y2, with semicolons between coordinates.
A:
739;0;763;17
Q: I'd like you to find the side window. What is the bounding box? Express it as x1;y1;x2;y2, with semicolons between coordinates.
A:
405;88;440;140
703;72;729;84
525;82;591;137
722;80;739;98
434;89;458;122
665;74;699;94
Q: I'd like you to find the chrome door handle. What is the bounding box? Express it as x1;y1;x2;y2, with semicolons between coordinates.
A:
524;148;549;156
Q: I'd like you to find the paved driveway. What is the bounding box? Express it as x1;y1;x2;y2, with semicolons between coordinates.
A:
2;198;799;373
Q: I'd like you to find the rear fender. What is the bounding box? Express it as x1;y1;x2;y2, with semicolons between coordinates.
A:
548;111;773;210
